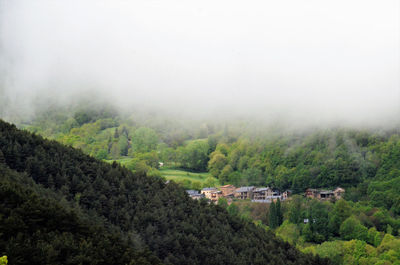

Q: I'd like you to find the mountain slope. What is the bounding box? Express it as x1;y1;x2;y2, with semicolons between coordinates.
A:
0;119;329;264
0;167;161;265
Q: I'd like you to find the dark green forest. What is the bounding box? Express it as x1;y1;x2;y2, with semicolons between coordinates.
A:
0;119;328;265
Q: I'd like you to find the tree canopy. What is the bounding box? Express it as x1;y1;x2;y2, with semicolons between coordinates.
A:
0;119;328;265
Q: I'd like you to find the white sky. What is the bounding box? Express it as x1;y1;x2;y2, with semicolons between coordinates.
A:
0;0;399;126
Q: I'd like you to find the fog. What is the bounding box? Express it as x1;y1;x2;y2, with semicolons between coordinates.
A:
0;0;399;127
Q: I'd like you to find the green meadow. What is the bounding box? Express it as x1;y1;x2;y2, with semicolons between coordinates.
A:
104;157;132;166
104;159;219;190
160;168;219;189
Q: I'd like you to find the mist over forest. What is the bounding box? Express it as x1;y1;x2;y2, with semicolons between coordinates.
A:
1;1;400;265
1;0;399;128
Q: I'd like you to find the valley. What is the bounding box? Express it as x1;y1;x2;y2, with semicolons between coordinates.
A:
0;118;329;265
1;1;398;263
5;106;400;265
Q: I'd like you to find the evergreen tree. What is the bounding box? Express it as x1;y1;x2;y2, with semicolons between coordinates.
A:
0;150;5;164
276;198;283;227
121;126;129;137
288;196;302;224
227;203;239;216
114;128;119;138
269;201;277;228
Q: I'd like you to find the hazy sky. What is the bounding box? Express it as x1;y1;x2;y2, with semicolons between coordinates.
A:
0;0;399;126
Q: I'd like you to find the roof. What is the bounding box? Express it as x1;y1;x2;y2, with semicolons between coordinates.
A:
319;190;334;194
335;187;345;192
251;199;271;203
186;190;200;195
236;186;255;192
266;195;282;199
254;187;269;192
191;193;205;197
220;184;236;188
202;187;217;191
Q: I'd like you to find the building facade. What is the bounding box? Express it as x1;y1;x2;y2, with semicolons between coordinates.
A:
235;186;255;200
305;187;345;201
220;184;236;197
201;187;218;199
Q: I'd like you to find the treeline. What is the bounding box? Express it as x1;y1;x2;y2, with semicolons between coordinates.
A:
21;107;400;215
0;167;161;265
23;107;212;172
280;196;400;265
223;195;400;265
0;119;328;265
210;130;400;215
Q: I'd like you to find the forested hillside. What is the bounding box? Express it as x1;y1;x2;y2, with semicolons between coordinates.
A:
0;166;161;265
21;106;400;213
14;106;400;265
0;119;328;265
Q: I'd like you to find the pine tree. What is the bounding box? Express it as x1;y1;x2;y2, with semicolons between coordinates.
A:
114;128;119;138
276;198;283;227
121;126;129;137
288;196;302;224
48;174;55;189
269;201;277;228
0;150;5;164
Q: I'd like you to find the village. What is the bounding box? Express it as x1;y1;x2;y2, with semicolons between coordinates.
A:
186;185;345;204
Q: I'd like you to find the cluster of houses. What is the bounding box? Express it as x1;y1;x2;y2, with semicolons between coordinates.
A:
305;187;345;200
186;185;345;204
186;185;292;203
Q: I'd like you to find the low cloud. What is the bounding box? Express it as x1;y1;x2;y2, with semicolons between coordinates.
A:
1;0;399;127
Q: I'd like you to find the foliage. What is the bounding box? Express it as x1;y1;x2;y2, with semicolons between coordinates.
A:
0;256;7;265
0;119;328;265
227;203;239;216
12;106;400;264
229;191;400;263
20;107;400;214
269;199;283;229
328;199;352;236
177;140;209;171
269;201;278;229
302;238;400;265
288;195;303;224
218;197;228;208
131;127;159;153
0;169;161;265
276;221;301;245
340;216;368;241
306;200;331;243
208;151;228;177
159;168;216;189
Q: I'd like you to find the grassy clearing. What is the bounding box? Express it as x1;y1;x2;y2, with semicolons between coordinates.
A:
160;168;211;182
160;168;219;188
103;161;220;189
104;157;132;165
